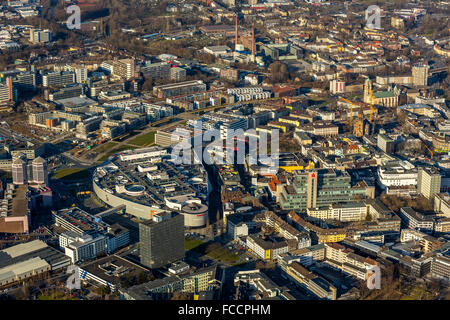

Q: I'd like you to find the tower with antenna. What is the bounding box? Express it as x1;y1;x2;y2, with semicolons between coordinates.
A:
251;23;256;62
234;14;238;51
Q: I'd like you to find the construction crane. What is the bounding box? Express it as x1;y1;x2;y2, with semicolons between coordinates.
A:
423;142;434;161
340;97;357;128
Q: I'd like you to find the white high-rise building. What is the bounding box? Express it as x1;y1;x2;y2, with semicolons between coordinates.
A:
31;156;48;185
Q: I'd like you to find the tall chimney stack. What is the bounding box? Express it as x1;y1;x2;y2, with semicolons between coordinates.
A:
251;23;255;59
235;14;238;50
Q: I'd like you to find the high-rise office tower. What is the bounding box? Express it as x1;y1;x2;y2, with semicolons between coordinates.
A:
12;157;27;185
31;156;49;185
0;77;15;103
74;66;88;83
139;212;184;269
418;167;441;200
12;156;49;186
412;63;429;87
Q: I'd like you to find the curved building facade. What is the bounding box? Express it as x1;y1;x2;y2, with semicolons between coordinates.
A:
165;195;208;228
93;180;164;220
92;148;209;227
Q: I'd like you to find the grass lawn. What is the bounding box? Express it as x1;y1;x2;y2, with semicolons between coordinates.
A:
185;238;204;250
128;131;156;147
93;141;118;153
97;145;138;162
38;291;79;300
206;247;239;263
54;168;90;180
188;241;239;263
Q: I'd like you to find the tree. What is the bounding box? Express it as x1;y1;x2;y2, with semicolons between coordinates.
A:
170;291;191;300
268;61;289;84
142;76;153;92
137;271;154;284
16;284;30;300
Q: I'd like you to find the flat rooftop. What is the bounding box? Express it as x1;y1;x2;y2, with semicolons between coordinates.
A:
80;255;149;286
53;207;108;233
10;184;29;218
0;240;70;269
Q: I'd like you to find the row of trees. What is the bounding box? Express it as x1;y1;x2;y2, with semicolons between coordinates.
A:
379;194;433;213
120;271;155;288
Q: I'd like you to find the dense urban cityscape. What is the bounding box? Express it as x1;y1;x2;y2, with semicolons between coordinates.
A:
0;0;449;303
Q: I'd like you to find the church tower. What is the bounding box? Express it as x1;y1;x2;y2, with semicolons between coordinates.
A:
363;78;372;104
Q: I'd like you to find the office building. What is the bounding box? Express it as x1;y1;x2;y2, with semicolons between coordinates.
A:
279;170;369;211
430;252;450;282
105;224;131;253
377;160;417;190
12;157;27;185
49;83;84;101
0;77;15;103
29;29;52;43
12;156;48;186
234;270;282;299
31;156;49;185
246;234;289;260
323;242;379;281
121;265;218;299
202;113;248;139
74;66;88;83
307;203;367;222
399;207;434;233
286;261;337;300
14;72;37;91
412;63;429;87
417;167;441;200
169;67;187;82
78;255;150;292
141;62;171;79
377;134;394;154
64;234;107;263
434;194;450;218
112;59;135;80
153;80;206;98
42;71;75;88
139;212;184;268
329;79;345;94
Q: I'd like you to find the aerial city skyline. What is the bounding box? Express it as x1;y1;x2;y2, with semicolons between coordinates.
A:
0;0;448;303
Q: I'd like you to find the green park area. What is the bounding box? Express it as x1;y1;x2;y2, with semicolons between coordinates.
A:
92;141;118;154
185;239;239;263
184;238;204;251
97;144;139;162
37;290;79;300
128;131;156;147
399;286;436;300
54;168;90;180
